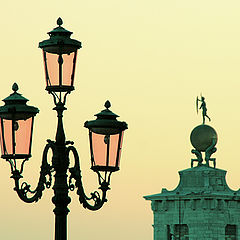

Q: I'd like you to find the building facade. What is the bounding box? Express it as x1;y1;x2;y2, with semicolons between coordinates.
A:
144;122;240;239
144;165;240;239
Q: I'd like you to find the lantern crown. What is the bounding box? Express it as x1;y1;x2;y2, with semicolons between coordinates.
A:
95;100;119;120
84;101;128;135
0;83;39;120
39;17;82;54
47;17;72;38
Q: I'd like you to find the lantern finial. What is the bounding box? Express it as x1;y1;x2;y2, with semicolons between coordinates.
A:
57;17;63;26
12;83;19;92
104;100;111;109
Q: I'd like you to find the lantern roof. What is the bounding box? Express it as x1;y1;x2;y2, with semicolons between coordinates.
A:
84;101;128;134
48;17;73;36
0;83;39;120
39;17;82;54
95;100;119;119
3;83;28;103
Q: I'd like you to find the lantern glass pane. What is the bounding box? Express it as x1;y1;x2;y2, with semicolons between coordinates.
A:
0;118;33;157
91;133;106;167
0;119;11;155
44;52;58;86
62;52;77;86
43;51;77;88
15;118;33;155
0;121;3;154
116;132;124;166
109;133;121;167
91;132;122;168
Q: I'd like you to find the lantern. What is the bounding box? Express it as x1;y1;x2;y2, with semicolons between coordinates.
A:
0;83;39;160
39;18;82;93
84;101;128;173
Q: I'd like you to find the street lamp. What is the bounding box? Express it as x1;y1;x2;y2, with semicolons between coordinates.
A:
0;18;128;240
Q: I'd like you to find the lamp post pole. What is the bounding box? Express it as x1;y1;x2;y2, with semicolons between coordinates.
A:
52;102;70;240
0;19;128;240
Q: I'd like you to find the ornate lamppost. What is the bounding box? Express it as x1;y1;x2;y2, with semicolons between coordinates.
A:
0;18;128;240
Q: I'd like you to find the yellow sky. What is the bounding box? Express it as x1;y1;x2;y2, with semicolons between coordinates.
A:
1;1;240;239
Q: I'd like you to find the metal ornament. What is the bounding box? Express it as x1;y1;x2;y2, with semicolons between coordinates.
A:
85;101;127;177
39;17;82;93
1;19;128;240
196;95;211;125
191;96;217;168
0;83;39;161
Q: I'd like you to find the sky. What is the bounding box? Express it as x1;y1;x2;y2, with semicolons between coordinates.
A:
1;0;240;239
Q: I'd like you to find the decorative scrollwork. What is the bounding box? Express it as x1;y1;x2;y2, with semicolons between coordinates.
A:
67;145;109;211
68;176;75;191
21;182;35;194
10;143;53;203
49;91;71;106
89;191;101;205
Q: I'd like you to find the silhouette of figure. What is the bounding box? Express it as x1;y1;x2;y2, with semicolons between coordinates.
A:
197;96;211;124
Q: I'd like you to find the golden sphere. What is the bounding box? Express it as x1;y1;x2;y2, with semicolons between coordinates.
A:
190;125;217;152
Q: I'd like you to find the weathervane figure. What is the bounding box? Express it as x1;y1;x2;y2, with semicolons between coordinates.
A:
196;95;211;124
191;96;217;168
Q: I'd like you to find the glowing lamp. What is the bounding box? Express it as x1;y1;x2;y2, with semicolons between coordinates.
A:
84;101;128;173
0;83;39;159
39;18;82;93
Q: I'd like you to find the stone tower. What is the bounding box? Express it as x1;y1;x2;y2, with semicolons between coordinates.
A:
144;97;240;240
